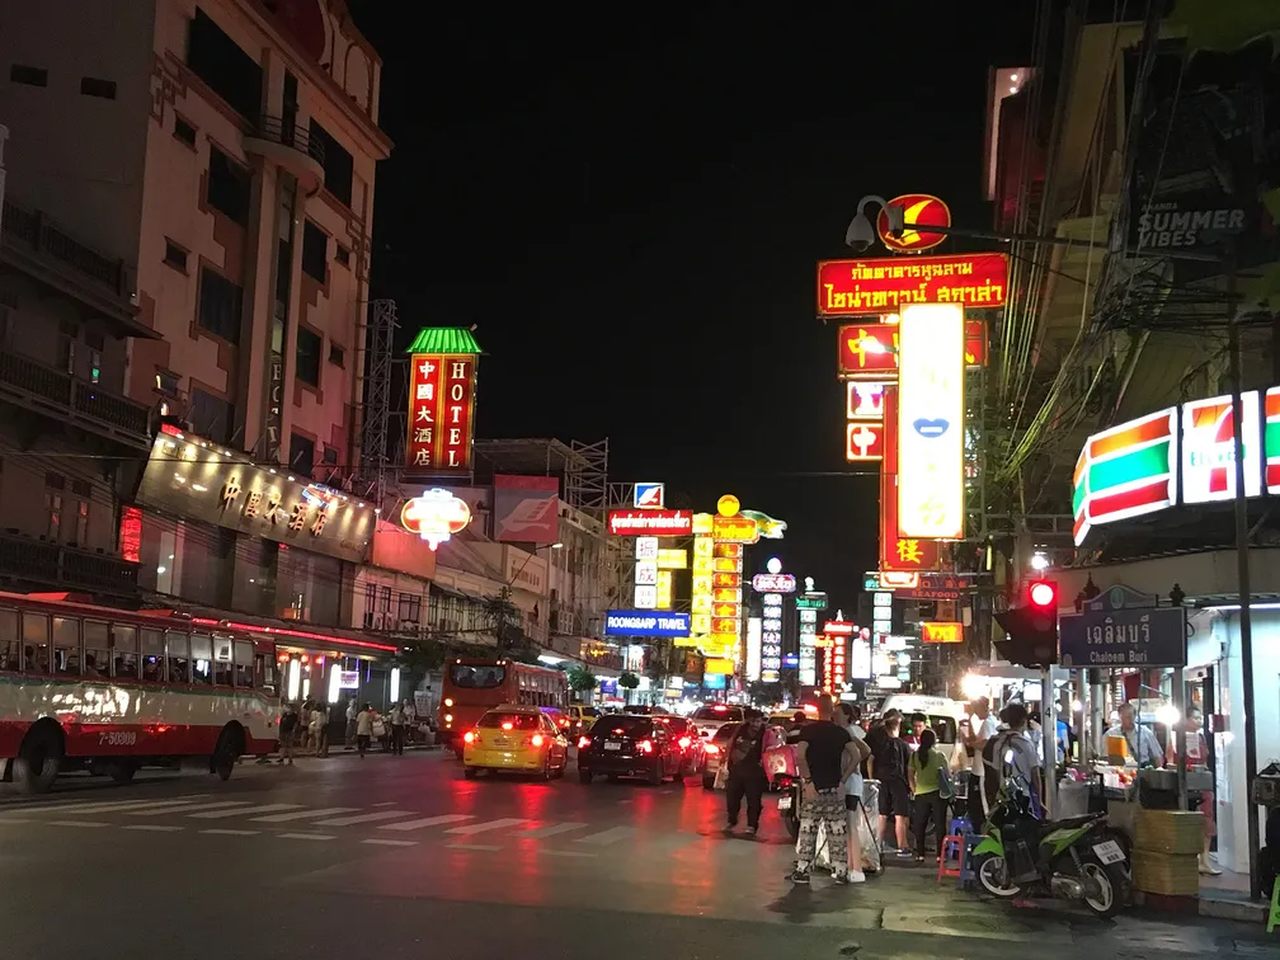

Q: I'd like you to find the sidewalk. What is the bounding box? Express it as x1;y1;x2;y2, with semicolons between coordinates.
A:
248;741;443;763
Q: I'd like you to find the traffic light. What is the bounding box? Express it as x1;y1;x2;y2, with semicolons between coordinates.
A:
993;579;1059;668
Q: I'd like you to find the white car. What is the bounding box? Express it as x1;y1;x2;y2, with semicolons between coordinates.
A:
690;704;745;741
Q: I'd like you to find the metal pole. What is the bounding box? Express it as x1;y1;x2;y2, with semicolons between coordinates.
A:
1174;666;1187;810
1225;250;1262;899
1042;667;1056;816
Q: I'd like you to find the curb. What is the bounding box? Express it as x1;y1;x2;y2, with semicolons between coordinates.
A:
1133;889;1269;924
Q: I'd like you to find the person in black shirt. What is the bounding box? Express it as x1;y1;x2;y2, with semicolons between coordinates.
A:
277;703;299;766
871;714;912;858
724;709;769;836
792;695;860;885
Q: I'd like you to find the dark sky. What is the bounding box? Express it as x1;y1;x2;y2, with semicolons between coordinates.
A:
347;3;1035;614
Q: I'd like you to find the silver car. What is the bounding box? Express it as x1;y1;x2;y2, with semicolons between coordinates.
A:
700;720;740;790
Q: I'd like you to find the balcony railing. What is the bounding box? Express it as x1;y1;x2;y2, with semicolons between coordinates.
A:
1;197;134;306
0;350;152;448
0;532;139;597
252;114;325;167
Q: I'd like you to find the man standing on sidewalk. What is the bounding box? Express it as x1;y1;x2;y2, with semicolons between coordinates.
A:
345;696;358;749
389;700;407;756
278;703;299;765
792;694;861;886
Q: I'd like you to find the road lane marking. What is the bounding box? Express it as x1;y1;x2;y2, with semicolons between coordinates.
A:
443;817;526;836
188;803;302;820
124;825;183;833
0;817;32;824
313;810;417;827
278;833;334;841
362;839;417;847
47;820;108;828
372;801;398;807
199;828;259;836
541;849;597;858
125;801;252;816
575;826;636;845
518;821;589;839
378;814;474;832
446;843;502;851
251;806;358;823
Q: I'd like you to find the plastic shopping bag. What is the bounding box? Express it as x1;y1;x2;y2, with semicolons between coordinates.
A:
858;803;881;873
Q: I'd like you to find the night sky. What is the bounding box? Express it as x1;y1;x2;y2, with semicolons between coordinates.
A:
348;3;1035;613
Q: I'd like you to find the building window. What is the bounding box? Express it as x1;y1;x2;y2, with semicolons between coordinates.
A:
301;221;327;282
45;493;61;541
163;239;189;272
308;120;353;207
207;147;250;225
187;7;262;120
79;77;116;99
75;500;89;546
335;243;350;267
322;445;339;466
328;343;344;368
154;369;180;398
289;432;314;478
197;266;242;344
190;388;235;446
10;65;47;87
174;115;197;148
397;593;422;626
296;326;321;387
45;472;65;492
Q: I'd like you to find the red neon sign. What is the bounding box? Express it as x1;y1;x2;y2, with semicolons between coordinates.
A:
407;353;476;473
607;509;693;537
875;194;951;253
818;253;1009;316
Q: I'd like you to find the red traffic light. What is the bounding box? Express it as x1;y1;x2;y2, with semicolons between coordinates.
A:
1028;579;1058;609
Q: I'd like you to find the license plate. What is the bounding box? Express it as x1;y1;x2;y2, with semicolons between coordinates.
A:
1092;840;1125;864
777;795;793;811
493;737;511;748
604;742;622;751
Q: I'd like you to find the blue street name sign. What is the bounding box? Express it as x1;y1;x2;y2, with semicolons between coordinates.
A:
603;610;691;638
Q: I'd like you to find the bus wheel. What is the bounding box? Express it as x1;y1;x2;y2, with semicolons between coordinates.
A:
15;722;63;794
109;762;137;785
211;725;242;782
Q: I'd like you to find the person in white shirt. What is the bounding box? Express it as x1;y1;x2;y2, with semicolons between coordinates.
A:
1106;703;1164;768
355;703;374;758
388;701;406;756
965;698;999;824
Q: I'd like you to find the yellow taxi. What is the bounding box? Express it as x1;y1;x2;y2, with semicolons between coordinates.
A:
462;704;570;780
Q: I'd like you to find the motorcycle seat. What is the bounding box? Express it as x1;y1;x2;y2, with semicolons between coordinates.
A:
1044;814;1100;832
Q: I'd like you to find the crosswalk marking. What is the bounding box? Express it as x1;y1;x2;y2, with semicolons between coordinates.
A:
188;804;302;820
519;821;588;839
541;849;597;858
250;806;358;823
313;810;416;827
24;798;203;816
200;828;259;836
443;817;527;836
446;843;502;851
378;814;474;832
362;838;417;847
279;832;334;841
47;820;108;828
125;801;251;817
124;825;183;833
575;826;636;845
27;794;209;813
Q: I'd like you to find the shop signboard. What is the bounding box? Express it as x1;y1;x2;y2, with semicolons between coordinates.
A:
746;616;763;682
875;193;951;253
604;610;691;638
1181;392;1261;503
837;323;899;378
751;572;797;593
847;381;889;420
1072;407;1180;545
656;548;687;570
846;422;885;462
818;252;1009;316
1059;606;1187;668
634;482;665;508
405;328;480;474
712;514;759;543
921;621;964;644
878;386;940;572
492;475;559;544
608;509;693;537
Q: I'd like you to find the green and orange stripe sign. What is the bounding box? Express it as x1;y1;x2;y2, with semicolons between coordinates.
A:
1072;408;1177;545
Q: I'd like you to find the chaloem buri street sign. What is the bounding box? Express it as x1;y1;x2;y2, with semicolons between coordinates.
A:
1059;606;1187;667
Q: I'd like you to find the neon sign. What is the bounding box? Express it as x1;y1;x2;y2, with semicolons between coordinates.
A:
400;488;472;550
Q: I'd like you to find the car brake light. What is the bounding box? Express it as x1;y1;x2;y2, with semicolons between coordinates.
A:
502;721;514;731
444;697;454;707
531;734;545;747
637;739;654;754
713;704;727;712
678;736;691;749
578;736;592;749
444;714;453;724
463;730;476;744
559;718;569;727
704;743;720;755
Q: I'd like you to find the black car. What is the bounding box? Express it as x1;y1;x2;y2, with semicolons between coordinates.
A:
577;715;686;785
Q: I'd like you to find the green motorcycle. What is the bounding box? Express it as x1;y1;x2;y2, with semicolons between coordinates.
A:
972;781;1129;918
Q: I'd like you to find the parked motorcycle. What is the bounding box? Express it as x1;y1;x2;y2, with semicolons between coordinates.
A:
773;771;802;841
972;780;1129;918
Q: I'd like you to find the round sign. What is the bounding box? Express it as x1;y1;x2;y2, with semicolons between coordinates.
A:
400;488;472;550
876;194;950;253
766;556;782;574
716;494;740;518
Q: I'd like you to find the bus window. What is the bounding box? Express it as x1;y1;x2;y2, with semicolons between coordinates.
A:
140;629;164;681
233;640;253;687
113;624;138;678
212;635;233;686
21;612;49;675
52;617;80;676
83;620;110;678
0;609;18;671
449;663;506;689
190;633;213;684
168;631;191;683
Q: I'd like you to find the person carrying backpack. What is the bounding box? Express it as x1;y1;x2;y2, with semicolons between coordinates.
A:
982;703;1041;816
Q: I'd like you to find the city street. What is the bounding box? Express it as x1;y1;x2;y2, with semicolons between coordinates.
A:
0;751;1269;960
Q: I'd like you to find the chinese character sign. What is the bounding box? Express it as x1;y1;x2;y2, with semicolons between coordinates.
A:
407;353;476;473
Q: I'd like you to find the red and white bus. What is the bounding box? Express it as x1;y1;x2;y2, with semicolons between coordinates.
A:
0;591;280;793
438;657;568;750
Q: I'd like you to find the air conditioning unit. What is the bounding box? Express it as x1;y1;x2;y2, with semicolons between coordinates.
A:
399;619;419;632
369;611;386;630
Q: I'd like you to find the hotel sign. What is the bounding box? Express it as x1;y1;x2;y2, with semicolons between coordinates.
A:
407;352;477;474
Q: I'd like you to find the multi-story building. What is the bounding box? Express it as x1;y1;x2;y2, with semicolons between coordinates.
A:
0;1;396;695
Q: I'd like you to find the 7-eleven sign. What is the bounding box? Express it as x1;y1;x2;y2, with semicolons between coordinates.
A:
1181;392;1261;503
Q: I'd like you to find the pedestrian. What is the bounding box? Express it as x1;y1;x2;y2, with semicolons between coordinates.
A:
345;696;358;749
1105;702;1163;768
908;728;949;863
903;713;927;747
837;702;873;881
1166;706;1220;875
871;713;913;859
983;703;1041;814
313;701;330;757
389;699;406;756
724;708;769;837
403;699;417;746
356;702;373;757
308;702;326;757
278;702;299;765
791;694;861;885
964;697;999;827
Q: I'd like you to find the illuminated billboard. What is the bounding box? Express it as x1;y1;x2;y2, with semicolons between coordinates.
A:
818;253;1008;316
837;323;899;377
878;386;940;572
1072;407;1178;545
405;328;481;474
875;194;951;253
1181;392;1261;503
897;303;965;539
922;621;964;644
608;509;693;537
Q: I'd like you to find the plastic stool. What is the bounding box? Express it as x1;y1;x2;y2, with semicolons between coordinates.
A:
949;816;970;837
1268;876;1280;934
937;834;964;883
957;832;982;890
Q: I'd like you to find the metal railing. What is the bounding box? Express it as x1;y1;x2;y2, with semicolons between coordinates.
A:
0;197;132;300
0;351;151;442
252;114;325;167
0;532;139;596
